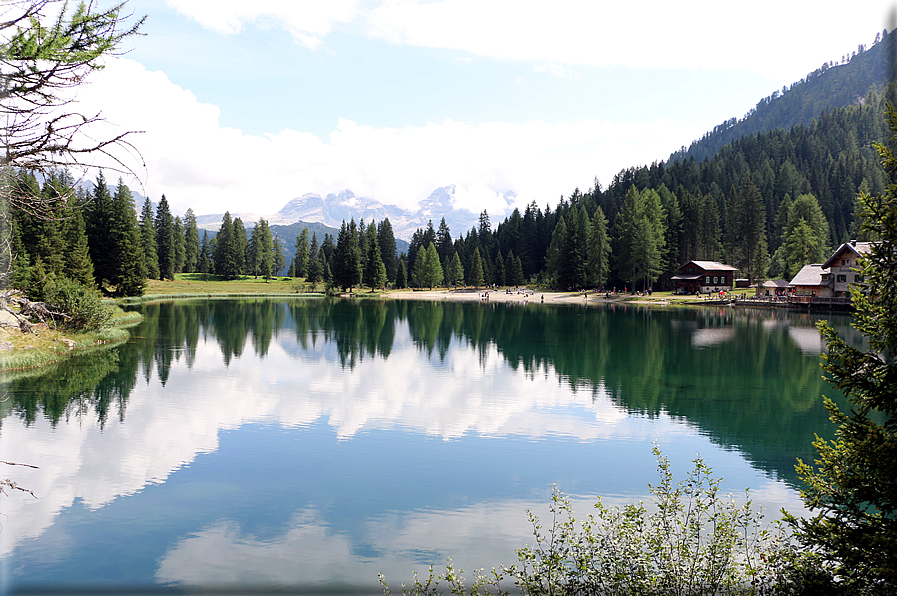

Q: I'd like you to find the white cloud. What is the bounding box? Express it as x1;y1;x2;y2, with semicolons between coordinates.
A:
164;0;359;49
365;0;888;81
76;58;697;218
160;1;891;88
155;486;805;587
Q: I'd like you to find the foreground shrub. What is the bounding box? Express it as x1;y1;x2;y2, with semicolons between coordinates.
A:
42;277;113;330
381;446;795;595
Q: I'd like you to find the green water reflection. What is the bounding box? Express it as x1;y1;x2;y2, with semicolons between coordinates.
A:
3;298;848;487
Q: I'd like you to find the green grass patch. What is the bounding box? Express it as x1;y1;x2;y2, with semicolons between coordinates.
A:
0;303;141;373
139;275;325;298
0;326;130;372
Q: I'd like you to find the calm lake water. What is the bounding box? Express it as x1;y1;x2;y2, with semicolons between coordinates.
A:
0;298;853;593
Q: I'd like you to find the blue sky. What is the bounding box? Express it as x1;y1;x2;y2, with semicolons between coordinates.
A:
72;1;892;220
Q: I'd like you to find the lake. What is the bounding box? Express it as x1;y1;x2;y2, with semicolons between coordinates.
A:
0;298;853;593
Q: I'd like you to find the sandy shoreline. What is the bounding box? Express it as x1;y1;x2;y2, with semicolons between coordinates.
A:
379;287;673;306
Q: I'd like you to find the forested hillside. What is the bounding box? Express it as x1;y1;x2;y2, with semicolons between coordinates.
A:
669;28;893;165
395;82;894;292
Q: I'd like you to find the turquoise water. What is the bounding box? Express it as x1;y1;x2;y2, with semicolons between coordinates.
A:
0;299;850;593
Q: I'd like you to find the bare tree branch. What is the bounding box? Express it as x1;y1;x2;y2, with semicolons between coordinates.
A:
1;0;146;209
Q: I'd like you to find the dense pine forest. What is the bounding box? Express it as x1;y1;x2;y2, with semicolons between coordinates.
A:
9;30;897;298
398;81;893;292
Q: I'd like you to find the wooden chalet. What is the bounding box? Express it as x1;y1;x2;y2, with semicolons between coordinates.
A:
789;264;832;298
672;261;737;294
820;241;874;298
756;279;790;297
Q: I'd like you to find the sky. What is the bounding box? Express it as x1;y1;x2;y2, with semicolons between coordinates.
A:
66;0;895;220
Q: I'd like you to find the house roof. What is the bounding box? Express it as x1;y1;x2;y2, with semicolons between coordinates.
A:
789;264;829;287
671;273;703;281
821;241;875;269
681;260;738;272
762;279;791;289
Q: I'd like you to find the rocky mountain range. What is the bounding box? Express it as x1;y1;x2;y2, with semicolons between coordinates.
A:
195;185;517;241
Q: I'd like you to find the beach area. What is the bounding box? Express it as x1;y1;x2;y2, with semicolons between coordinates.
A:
379;287;694;306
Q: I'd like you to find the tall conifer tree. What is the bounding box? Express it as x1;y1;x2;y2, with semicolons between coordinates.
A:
587;206;611;288
333;219;362;292
62;194;94;287
139;198;159;279
155;194;175;280
233;217;248;276
85;171;115;288
294;228;310;278
183;208;200;273
109;179;145;296
363;224;387;291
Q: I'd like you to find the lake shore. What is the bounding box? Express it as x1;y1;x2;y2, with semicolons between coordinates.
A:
379;287;712;307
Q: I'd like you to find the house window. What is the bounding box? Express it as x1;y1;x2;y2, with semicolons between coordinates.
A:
837;274;847;283
705;276;711;284
713;276;718;284
855;275;864;283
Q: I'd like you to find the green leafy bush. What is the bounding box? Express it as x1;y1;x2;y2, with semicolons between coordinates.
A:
42;277;113;330
380;446;795;595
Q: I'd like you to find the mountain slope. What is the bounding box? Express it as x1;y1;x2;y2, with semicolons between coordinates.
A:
669;30;893;165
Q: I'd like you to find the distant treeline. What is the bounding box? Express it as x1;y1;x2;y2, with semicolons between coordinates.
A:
9;171;290;297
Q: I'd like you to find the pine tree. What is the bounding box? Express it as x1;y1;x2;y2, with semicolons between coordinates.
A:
233;217;248;277
62;194;95;287
377;218;398;284
294;228;310;278
726;180;767;283
417;243;442;289
395;258;408;289
307;233;321;284
377;217;399;283
109;178;145;296
183;208;200;273
199;231;211;279
446;252;465;287
249;219;274;280
510;252;524;287
321;233;336;273
273;235;285;276
363;225;387;291
436;217;453;263
545;215;567;287
333;219;362;292
26;256;51;301
172;216;185;274
468;247;484;288
587;206;611;288
155;194;175;280
139;198;159;279
557;205;588;290
214;212;236;279
85;171;115;288
659;184;683;286
778;193;830;278
412;249;426;288
787;108;897;589
615;187;665;291
494;251;506;287
34;173;66;276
